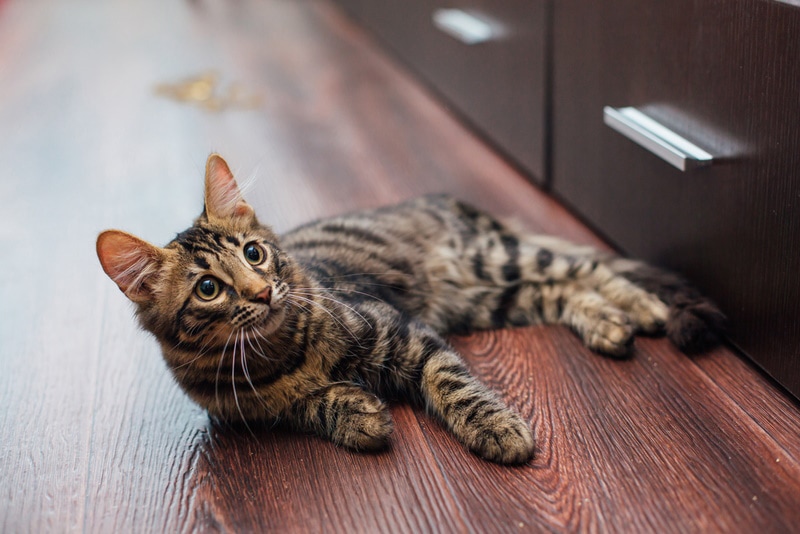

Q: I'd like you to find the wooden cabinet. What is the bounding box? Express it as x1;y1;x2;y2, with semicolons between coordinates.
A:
552;0;800;396
333;0;549;183
331;0;800;398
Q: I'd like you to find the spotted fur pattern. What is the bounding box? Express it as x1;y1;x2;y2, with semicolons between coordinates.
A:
96;154;723;464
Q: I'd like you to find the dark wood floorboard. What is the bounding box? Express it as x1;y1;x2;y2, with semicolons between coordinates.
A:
1;0;800;532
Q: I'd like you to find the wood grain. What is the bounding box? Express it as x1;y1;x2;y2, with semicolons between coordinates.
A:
1;0;800;532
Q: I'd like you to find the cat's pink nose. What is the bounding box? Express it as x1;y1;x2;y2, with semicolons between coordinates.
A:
252;286;272;305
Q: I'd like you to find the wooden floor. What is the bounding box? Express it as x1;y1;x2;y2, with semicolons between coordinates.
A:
2;0;800;531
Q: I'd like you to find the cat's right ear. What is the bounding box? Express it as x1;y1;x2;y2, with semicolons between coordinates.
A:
96;230;165;303
203;153;255;222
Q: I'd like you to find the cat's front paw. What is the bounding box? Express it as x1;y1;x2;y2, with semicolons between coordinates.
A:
331;392;394;452
463;409;534;464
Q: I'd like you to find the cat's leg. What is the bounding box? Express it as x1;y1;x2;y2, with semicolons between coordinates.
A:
437;199;719;354
448;227;669;351
420;336;534;464
503;235;669;333
465;280;642;356
290;383;394;451
398;322;534;464
493;232;724;349
339;298;534;463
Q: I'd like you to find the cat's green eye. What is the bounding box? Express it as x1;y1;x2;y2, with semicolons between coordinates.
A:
244;242;265;266
195;276;221;301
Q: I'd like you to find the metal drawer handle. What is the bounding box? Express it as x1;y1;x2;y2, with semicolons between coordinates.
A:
603;106;714;171
432;9;495;45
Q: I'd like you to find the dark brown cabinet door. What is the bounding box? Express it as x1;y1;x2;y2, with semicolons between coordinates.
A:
335;0;548;183
553;0;800;396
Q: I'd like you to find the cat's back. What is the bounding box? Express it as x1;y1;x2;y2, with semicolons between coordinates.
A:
282;194;462;247
279;194;471;310
280;194;473;267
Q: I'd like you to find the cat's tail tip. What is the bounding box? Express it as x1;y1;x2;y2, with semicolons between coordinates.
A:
666;293;726;354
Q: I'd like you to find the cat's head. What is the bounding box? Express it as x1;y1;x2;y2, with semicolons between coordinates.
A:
97;154;296;356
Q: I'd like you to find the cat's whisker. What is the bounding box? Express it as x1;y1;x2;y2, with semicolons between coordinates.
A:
244;333;264;358
313;271;411;282
243;325;274;347
245;330;278;363
214;328;237;421
292;285;386;302
250;327;275;349
231;330;257;438
297;274;429;297
290;289;373;329
287;293;360;343
293;282;427;302
249;331;276;365
239;333;273;414
286;294;365;349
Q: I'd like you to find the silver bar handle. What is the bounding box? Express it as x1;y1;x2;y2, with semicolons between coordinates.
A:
432;9;496;45
603;106;714;171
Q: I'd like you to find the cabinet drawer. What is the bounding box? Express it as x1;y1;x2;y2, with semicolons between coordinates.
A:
553;0;800;396
335;0;548;183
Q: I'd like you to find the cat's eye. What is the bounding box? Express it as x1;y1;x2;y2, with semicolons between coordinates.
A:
195;276;221;300
244;242;265;266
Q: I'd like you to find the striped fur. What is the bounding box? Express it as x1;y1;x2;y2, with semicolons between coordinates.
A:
96;154;723;464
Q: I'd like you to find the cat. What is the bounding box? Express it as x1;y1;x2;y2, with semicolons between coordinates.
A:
96;154;724;464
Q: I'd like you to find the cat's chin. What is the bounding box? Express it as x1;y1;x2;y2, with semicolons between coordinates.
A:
257;306;287;337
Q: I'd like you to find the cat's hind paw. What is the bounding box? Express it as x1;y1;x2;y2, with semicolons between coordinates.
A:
583;309;635;357
563;291;636;357
626;292;669;335
593;274;669;335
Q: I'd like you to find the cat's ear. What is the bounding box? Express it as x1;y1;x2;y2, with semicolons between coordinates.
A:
203;153;254;222
96;230;165;303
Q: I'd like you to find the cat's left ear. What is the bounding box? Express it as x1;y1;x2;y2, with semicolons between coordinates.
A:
96;230;167;304
203;153;255;222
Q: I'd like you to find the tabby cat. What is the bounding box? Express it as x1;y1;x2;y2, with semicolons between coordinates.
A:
96;154;723;464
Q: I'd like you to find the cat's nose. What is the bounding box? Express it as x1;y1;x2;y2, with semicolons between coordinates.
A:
251;286;272;305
